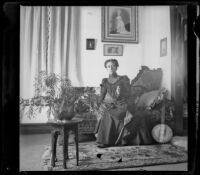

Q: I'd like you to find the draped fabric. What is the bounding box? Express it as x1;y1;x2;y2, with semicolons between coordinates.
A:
170;6;187;133
20;6;83;99
170;6;187;102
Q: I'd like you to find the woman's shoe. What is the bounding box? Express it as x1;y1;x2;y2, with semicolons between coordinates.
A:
121;139;129;146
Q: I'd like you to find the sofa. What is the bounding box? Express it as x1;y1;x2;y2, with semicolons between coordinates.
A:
74;66;175;137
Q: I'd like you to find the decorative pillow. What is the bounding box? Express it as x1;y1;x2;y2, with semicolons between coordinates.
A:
137;90;160;108
130;86;146;98
137;88;168;109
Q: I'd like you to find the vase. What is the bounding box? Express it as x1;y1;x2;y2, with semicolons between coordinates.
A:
58;111;75;120
58;106;75;120
54;103;75;121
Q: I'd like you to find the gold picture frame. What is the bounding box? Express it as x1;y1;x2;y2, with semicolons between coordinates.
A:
102;6;138;43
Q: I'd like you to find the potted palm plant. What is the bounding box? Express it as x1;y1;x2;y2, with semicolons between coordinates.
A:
20;71;81;122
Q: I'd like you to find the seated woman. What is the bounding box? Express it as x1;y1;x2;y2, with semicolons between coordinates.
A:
94;59;154;148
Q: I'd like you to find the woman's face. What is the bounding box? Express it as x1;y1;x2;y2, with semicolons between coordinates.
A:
117;9;121;16
106;61;117;75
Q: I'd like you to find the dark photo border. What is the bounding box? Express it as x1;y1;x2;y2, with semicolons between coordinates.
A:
2;0;199;174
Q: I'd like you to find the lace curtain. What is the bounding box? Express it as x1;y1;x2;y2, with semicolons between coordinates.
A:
20;6;83;99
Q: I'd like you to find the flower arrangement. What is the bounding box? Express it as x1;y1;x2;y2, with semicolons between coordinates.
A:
20;71;82;121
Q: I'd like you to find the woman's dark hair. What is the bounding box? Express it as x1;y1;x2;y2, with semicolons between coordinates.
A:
104;59;119;68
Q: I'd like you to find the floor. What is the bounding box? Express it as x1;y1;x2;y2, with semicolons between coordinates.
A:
20;133;188;171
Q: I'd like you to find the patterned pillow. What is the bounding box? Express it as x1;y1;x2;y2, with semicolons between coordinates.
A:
137;88;167;109
137;90;160;108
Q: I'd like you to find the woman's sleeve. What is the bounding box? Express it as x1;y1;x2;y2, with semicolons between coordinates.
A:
122;76;136;113
123;76;137;114
98;78;107;105
123;76;131;99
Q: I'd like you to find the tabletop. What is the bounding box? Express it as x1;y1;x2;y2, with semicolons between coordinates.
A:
47;118;83;126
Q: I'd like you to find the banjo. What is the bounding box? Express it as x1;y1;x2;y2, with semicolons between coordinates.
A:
151;93;173;143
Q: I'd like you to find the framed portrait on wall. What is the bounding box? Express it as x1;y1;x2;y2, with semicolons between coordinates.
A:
102;6;138;43
160;37;167;57
86;39;95;50
103;44;123;56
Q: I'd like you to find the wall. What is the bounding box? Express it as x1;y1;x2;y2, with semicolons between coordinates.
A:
80;6;144;87
142;6;171;96
21;6;171;123
80;6;171;93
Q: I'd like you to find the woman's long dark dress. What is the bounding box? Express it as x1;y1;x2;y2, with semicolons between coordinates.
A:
94;75;154;146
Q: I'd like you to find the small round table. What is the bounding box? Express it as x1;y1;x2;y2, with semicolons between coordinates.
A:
47;118;83;169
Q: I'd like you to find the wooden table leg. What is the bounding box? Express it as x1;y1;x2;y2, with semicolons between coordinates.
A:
66;130;69;160
51;129;58;167
63;127;67;169
74;125;79;166
54;131;59;162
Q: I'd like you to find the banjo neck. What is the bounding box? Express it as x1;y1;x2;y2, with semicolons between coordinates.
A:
161;92;166;124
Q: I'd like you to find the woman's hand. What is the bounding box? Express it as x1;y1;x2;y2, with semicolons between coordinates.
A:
124;111;133;126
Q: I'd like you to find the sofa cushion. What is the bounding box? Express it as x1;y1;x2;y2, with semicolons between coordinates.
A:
137;90;160;108
137;88;168;109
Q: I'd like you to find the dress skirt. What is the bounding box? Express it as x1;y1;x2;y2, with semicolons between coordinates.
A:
95;104;155;146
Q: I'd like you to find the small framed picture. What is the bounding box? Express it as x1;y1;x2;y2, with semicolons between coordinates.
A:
104;44;123;56
160;37;167;57
86;39;95;50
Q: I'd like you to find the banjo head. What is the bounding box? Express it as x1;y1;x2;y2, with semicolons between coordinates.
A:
152;124;173;143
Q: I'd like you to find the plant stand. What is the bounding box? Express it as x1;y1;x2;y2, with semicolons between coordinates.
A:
47;119;83;169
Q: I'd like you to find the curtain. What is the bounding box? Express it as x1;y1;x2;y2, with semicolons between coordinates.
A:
20;6;83;99
170;6;187;134
170;6;187;102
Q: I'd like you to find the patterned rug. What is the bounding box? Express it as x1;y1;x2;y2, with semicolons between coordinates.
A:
41;142;187;171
